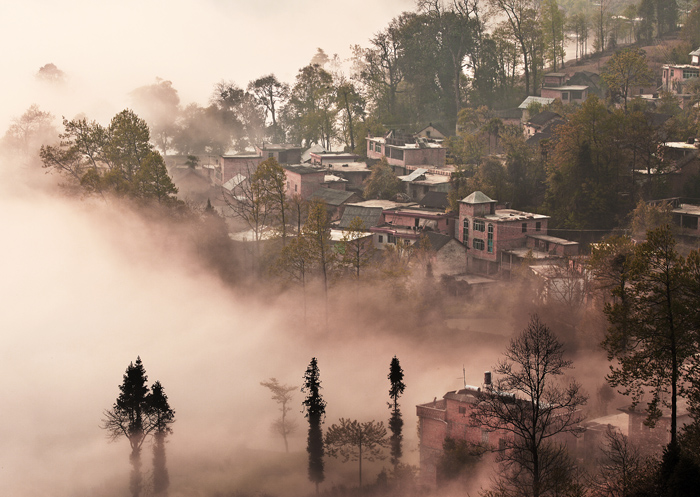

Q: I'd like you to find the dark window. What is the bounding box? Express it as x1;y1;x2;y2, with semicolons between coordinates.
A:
268;152;274;158
473;239;485;250
682;216;699;230
378;235;384;243
487;224;494;253
388;234;396;244
473;219;485;232
458;406;466;414
463;218;469;244
561;91;569;101
522;222;527;233
536;221;541;231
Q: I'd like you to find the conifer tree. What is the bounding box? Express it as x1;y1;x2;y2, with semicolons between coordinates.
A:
388;356;406;468
302;358;326;493
102;357;153;497
148;381;175;497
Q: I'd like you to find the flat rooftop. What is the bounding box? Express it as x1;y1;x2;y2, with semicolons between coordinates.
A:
485;209;549;222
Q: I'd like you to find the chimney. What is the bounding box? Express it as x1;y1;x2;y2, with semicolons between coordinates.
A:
484;371;492;388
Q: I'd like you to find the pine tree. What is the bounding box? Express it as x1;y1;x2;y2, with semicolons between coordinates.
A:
302;358;326;493
102;357;153;497
148;381;175;497
388;356;406;468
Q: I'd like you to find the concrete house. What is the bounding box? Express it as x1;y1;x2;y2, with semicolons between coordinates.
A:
541;85;589;104
367;130;447;170
283;164;325;199
458;191;578;275
416;373;507;487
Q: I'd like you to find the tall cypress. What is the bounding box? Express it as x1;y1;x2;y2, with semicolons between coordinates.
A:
302;358;326;493
388;356;406;468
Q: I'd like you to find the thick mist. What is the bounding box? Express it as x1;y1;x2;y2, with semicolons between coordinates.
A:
0;0;415;131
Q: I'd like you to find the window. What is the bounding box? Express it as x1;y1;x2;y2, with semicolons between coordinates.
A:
671;69;675;77
487;224;494;253
268;152;274;158
473;219;485;232
522;222;527;233
473;239;485;250
463;218;469;244
683;70;699;79
378;235;384;243
294;184;298;192
388;234;396;244
481;429;489;443
536;221;541;232
561;91;569;101
458;406;467;414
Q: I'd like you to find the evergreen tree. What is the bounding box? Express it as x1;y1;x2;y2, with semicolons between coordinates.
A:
102;357;153;497
147;381;175;497
388;356;406;468
302;358;326;493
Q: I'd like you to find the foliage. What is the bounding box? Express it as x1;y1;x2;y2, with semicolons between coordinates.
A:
363;157;401;200
1;104;57;167
388;356;406;468
261;378;297;452
248;74;289;141
589;426;647;497
302;358;326;491
603;226;700;446
471;315;587;497
325;418;388;488
148;380;175;497
40;110;179;204
254;158;289;242
303;201;335;327
601;48;655;112
102;357;174;497
130;78;180;155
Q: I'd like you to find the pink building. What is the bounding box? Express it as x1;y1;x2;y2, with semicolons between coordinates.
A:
367;130;446;169
219;154;263;184
662;64;700;94
255;143;302;164
283;164;325;199
309;151;360;165
458;191;578;274
416;375;507;487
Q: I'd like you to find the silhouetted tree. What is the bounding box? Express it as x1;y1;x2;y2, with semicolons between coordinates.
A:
147;381;175;497
471;315;587;497
302;358;326;493
102;357;154;497
388;356;406;468
325;418;388;488
261;378;297;452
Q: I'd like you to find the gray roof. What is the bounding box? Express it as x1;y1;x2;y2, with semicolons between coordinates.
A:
310;188;358;206
419;191;449;209
401;168;428;182
424;231;454;251
528;111;562;127
690;47;700;56
462;191;495;204
338;205;384;229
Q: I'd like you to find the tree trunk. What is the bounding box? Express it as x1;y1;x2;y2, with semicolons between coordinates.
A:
153;431;170;496
129;446;142;497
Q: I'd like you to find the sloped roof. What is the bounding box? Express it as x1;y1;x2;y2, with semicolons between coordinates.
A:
424;231;454;251
338;205;384;229
528;111;561;127
689;47;700;56
519;96;555;109
462;191;495;204
223;173;246;191
419;191;449;209
310;188;358;206
400;168;428;182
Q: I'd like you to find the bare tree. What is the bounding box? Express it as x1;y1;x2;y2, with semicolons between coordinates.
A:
325;418;388;488
589;426;645;497
471;315;588;497
260;378;298;452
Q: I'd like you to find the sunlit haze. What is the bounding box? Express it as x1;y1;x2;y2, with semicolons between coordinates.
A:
0;0;414;129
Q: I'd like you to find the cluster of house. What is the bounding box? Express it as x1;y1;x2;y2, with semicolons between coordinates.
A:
416;372;688;487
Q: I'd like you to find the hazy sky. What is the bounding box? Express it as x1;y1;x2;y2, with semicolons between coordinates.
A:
0;0;415;130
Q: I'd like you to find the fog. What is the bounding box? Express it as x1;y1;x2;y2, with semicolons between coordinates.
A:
0;2;617;495
0;0;414;131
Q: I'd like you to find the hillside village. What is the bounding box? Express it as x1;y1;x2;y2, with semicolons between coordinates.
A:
5;0;700;496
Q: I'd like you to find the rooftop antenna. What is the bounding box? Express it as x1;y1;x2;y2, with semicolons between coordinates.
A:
462;365;466;389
